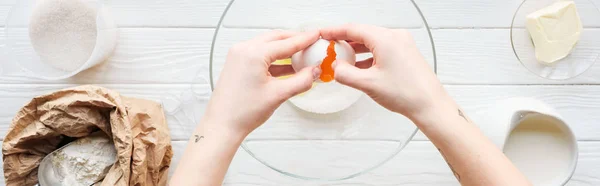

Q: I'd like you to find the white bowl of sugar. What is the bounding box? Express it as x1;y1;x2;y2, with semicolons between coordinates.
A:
5;0;117;80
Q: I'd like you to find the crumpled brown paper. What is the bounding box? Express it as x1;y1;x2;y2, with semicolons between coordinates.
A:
2;85;173;186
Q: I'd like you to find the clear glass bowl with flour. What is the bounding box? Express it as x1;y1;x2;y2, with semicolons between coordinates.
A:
204;0;436;180
511;0;600;80
5;0;118;80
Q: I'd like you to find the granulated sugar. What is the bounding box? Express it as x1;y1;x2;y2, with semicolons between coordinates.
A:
29;0;98;71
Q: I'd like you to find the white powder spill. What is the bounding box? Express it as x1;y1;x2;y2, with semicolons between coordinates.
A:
29;0;98;71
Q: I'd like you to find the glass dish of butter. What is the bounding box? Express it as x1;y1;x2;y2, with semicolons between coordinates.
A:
511;0;600;80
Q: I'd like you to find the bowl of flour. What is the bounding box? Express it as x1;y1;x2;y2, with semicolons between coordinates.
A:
5;0;118;80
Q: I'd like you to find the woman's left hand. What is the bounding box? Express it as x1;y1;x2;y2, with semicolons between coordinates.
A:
204;30;320;136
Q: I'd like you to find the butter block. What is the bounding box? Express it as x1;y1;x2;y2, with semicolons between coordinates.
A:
526;1;582;64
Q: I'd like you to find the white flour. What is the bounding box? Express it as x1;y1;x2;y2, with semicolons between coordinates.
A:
47;132;117;186
29;0;98;71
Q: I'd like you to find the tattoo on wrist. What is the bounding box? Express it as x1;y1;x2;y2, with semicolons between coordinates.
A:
194;135;204;143
458;109;468;122
438;148;461;181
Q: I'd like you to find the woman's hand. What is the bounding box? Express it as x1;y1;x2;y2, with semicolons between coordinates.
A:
171;31;320;186
321;24;531;186
320;24;446;120
205;30;320;136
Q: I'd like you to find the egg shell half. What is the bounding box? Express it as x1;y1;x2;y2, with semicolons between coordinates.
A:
291;39;356;82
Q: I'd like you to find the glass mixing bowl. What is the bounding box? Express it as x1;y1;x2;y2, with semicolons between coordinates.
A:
511;0;600;80
205;0;435;180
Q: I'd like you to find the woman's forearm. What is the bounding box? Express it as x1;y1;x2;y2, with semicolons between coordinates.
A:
170;117;246;186
169;31;320;185
411;93;531;186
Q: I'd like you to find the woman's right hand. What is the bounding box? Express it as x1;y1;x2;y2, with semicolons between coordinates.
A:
322;24;533;186
320;24;448;120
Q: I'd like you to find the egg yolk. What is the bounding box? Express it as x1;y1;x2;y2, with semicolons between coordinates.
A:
319;40;336;82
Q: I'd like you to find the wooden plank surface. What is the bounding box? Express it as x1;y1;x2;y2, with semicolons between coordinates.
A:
170;141;600;185
0;140;597;185
435;29;600;84
0;0;229;27
221;0;424;29
2;0;600;28
0;28;214;84
0;84;208;141
417;0;600;28
8;28;600;85
211;28;435;83
417;0;523;28
444;85;600;141
189;84;600;142
1;0;600;185
105;0;229;27
1;84;600;142
0;28;4;50
0;5;8;26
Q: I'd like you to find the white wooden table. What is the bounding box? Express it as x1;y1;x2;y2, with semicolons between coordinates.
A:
1;0;600;185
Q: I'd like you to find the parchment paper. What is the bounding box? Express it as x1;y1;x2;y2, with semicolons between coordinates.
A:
2;85;173;186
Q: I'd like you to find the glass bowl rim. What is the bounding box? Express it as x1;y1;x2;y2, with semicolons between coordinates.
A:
207;0;436;181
